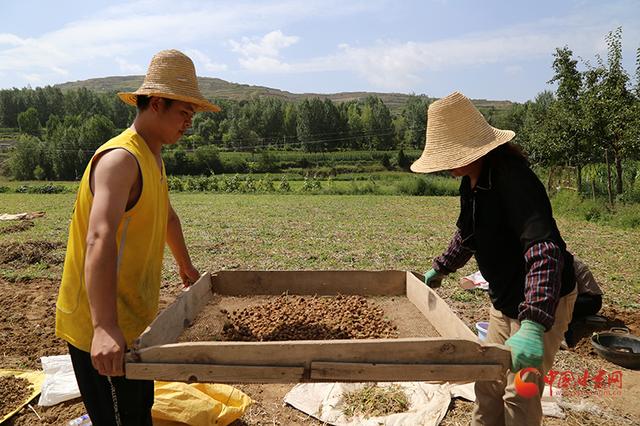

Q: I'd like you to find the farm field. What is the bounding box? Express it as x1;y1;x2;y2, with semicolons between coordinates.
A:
1;193;639;425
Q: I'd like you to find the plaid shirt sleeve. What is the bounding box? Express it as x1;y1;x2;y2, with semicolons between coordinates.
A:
432;229;474;274
517;241;564;330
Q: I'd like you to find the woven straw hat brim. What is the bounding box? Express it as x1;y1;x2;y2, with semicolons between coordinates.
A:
410;91;515;174
410;127;514;173
118;49;221;113
118;91;220;112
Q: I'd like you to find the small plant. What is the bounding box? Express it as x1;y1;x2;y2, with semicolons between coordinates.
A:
223;174;241;193
167;176;185;191
341;384;410;419
301;174;322;192
206;174;219;192
241;175;257;193
257;174;275;192
278;176;291;192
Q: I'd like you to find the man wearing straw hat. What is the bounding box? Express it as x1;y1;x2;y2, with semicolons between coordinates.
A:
56;49;220;425
414;92;577;425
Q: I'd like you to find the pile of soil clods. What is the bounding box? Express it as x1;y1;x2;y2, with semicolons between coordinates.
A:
0;376;32;419
221;294;399;341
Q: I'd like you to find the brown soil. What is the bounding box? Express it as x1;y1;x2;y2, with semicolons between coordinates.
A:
434;286;491;330
178;294;440;425
0;279;67;370
0;221;34;236
0;241;64;267
0;376;32;419
567;306;639;358
229;384;324;426
3;273;638;425
179;294;438;342
221;294;398;341
6;399;86;426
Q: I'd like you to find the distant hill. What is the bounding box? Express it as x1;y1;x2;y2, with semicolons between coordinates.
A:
54;76;514;113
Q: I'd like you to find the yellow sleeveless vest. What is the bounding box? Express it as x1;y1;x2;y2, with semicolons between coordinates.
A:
56;128;169;352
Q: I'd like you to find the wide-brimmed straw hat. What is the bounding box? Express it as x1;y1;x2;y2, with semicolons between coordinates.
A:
410;91;514;173
118;49;220;112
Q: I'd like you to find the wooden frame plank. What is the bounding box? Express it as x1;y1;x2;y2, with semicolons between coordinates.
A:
405;271;478;340
310;362;505;382
126;363;305;383
129;339;510;370
211;270;406;296
126;270;513;384
133;272;213;350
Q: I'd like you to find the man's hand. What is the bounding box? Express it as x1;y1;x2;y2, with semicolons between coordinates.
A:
179;264;200;287
505;320;545;372
90;325;126;376
424;268;445;288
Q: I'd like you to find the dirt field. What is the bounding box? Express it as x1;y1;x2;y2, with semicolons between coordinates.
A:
1;193;639;425
179;294;439;342
3;274;639;425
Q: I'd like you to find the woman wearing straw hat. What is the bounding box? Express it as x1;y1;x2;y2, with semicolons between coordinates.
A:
56;49;220;425
414;92;577;425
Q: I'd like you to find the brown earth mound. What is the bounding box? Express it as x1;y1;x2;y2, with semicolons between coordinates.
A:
0;279;67;370
0;376;32;419
221;294;399;341
0;221;34;236
0;241;64;267
569;306;639;358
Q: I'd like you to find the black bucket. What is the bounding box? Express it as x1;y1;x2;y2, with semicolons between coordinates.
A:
591;327;640;370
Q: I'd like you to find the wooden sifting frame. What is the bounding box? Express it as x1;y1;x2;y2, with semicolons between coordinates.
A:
125;271;510;383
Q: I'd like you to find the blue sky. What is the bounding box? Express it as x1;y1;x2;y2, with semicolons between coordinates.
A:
1;0;639;102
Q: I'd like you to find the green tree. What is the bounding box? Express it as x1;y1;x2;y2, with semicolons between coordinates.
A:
547;46;592;190
194;118;218;144
360;96;393;150
17;107;42;136
0;88;26;127
400;95;430;148
283;103;298;147
77;114;116;168
9;135;43;180
517;91;556;166
296;98;326;152
192;145;222;174
599;27;637;195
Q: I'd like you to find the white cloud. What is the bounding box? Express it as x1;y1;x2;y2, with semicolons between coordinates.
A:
505;65;524;76
271;14;640;90
23;74;43;84
115;57;144;74
1;0;638;92
239;56;292;72
230;30;299;72
184;49;228;73
0;33;25;46
0;0;368;85
230;30;299;58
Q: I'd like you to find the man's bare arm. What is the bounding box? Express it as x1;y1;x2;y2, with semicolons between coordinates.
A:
85;149;138;376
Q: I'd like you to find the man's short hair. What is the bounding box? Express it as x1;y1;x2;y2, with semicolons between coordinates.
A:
136;95;174;111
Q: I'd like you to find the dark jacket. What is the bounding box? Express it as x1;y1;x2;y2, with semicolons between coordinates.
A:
457;146;576;319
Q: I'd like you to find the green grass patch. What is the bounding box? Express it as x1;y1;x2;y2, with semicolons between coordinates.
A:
1;192;638;308
551;190;640;229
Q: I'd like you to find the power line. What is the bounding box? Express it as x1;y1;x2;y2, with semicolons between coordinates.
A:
21;123;427;152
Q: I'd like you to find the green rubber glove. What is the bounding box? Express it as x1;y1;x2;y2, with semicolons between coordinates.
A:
505;320;545;372
424;268;445;288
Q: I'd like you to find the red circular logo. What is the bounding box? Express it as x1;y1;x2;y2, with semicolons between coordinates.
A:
514;367;541;398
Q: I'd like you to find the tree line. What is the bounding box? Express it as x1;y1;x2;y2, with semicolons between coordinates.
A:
502;28;640;201
2;87;432;179
3;27;639;195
